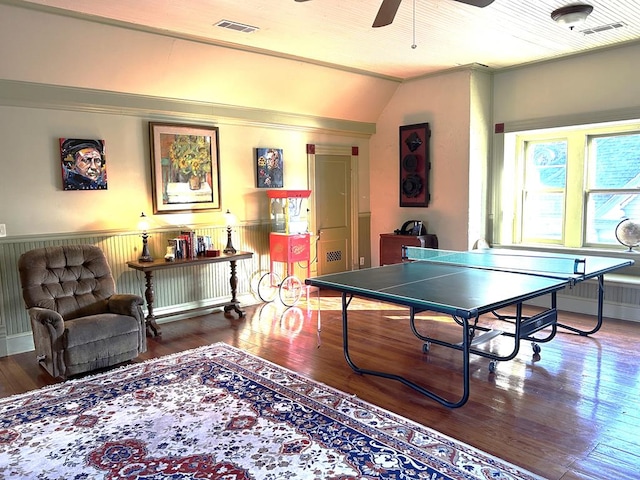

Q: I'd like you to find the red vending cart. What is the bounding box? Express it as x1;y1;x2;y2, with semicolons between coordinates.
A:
258;189;312;306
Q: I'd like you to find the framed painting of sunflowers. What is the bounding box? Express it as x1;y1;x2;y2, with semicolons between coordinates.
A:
149;122;221;214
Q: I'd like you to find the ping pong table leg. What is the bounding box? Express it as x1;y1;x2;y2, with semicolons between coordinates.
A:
340;294;471;408
417;303;557;366
315;286;321;333
557;274;604;336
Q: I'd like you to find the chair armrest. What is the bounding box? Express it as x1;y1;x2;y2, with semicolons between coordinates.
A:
108;294;144;316
108;294;147;352
28;307;64;337
28;307;66;378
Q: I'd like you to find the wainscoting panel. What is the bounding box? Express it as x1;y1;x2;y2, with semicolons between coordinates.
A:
0;224;273;355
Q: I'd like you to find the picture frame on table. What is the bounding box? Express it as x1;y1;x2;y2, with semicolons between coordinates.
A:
149;122;221;214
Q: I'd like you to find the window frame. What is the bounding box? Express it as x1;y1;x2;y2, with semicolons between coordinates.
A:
517;136;570;245
495;119;640;250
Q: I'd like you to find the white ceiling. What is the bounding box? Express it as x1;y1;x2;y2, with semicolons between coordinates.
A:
15;0;640;80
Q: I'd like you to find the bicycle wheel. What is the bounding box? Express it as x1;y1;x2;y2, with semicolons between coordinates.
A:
279;275;303;307
257;272;281;303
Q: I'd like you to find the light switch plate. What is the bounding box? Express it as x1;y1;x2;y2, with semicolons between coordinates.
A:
0;224;6;237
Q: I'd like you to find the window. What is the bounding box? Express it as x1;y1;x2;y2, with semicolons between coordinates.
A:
500;122;640;248
521;140;567;242
586;133;640;244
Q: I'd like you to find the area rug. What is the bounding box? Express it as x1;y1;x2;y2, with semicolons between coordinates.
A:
0;343;544;479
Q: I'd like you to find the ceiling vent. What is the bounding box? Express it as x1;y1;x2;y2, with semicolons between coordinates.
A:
215;20;259;33
581;22;626;35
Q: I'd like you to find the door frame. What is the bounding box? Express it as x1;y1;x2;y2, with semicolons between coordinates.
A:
306;144;359;276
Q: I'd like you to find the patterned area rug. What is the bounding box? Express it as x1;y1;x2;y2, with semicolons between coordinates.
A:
0;343;544;479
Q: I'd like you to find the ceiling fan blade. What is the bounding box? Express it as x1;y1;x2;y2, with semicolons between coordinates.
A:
373;0;403;28
371;0;493;29
453;0;495;7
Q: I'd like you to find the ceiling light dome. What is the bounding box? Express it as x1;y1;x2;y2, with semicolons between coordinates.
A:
551;4;594;30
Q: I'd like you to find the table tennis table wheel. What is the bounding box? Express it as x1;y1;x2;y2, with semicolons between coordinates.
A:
489;360;498;373
422;342;431;353
532;343;541;355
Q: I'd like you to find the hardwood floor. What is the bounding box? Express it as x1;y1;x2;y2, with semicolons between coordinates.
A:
1;293;639;479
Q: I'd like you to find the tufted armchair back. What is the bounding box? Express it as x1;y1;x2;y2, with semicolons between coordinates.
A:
19;244;116;320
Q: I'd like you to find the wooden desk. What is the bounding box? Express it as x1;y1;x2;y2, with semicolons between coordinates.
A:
127;251;253;336
379;233;438;265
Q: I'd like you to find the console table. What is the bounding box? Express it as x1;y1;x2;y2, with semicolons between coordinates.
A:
379;233;438;265
127;251;253;337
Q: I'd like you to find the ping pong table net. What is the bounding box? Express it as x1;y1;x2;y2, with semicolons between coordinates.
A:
402;246;586;279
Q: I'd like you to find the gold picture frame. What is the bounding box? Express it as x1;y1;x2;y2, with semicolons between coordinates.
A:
149;122;221;214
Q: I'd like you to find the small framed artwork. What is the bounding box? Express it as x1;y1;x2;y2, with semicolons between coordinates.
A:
399;123;431;207
256;148;283;188
149;122;221;214
60;138;107;190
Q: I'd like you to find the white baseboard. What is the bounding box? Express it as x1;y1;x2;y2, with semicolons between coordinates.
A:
153;294;262;325
5;332;35;356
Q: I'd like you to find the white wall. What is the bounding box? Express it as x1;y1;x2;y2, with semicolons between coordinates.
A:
0;101;372;237
491;42;640;246
468;71;493;246
0;106;148;235
4;2;640;266
0;3;399;124
370;68;480;261
0;3;382;237
493;42;640;124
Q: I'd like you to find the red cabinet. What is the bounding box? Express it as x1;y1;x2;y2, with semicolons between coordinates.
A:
270;232;311;277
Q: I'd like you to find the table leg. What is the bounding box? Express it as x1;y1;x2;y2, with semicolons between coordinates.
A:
557;275;605;336
143;271;161;336
340;293;470;408
223;260;245;317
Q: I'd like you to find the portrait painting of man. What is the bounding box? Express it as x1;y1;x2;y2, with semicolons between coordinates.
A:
256;148;283;188
60;138;107;190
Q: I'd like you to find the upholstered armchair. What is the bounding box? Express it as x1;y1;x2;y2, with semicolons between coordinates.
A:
18;244;147;379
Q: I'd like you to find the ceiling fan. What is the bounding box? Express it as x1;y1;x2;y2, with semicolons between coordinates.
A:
295;0;495;28
373;0;495;27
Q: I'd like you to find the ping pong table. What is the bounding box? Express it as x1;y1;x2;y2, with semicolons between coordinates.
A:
304;247;633;408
